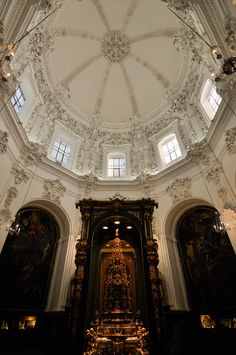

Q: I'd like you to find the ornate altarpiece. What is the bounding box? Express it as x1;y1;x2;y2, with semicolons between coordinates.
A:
68;196;164;354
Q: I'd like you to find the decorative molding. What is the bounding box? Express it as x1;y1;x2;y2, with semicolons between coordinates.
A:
130;53;170;89
121;0;140;32
0;208;11;230
53;26;101;41
221;208;236;232
225;126;236;154
91;0;111;31
11;165;30;185
4;186;18;209
217;187;236;210
137;172;150;197
161;0;190;11
166;177;192;204
0;129;8;154
131;28;176;43
83;174;97;197
21;142;45;168
102;31;130;63
42;178;65;204
186;140;212;166
205;162;223;185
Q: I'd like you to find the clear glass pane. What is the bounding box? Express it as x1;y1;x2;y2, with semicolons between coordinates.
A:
164;155;171;164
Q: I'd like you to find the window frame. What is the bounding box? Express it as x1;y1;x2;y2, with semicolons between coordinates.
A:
10;86;26;113
51;138;71;165
161;136;182;165
200;79;222;120
107;156;126;177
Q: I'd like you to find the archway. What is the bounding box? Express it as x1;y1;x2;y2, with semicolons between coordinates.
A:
69;197;162;355
0;206;59;311
176;205;236;314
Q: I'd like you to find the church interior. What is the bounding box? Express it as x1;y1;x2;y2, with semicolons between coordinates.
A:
0;0;236;354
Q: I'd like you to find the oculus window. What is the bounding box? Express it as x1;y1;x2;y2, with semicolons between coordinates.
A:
10;86;26;113
108;154;126;177
51;139;71;164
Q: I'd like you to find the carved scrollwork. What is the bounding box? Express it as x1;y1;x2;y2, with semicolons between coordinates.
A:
138;198;158;221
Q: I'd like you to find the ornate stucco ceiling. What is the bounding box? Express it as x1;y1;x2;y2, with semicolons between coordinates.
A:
43;0;188;131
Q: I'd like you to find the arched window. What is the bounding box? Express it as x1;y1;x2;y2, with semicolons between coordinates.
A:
200;79;222;120
158;133;182;166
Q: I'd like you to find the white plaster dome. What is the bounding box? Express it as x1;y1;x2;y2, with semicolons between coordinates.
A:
44;0;187;131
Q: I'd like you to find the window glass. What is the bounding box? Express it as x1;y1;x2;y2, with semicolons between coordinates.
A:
162;136;182;164
10;86;26;113
200;79;222;120
208;85;222;112
51;139;71;164
108;157;126;177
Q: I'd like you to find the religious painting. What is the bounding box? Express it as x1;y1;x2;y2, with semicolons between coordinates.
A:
0;208;58;310
177;206;236;311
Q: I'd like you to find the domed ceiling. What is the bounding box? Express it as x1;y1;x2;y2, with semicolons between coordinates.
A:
43;0;188;131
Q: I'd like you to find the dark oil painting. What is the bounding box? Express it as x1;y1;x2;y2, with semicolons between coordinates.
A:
177;206;236;312
0;208;58;311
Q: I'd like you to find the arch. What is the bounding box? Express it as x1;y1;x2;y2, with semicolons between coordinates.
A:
176;205;236;312
22;198;71;241
161;198;214;310
165;197;213;241
86;211;147;326
10;199;72;311
0;206;59;311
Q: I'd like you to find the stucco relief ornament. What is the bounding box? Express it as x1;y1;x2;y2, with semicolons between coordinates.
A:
83;173;97;197
0;209;11;230
22;142;45;167
42;179;65;204
169;91;188;113
4;187;18;209
186;141;212;166
11;165;29;185
225;127;236;154
102;31;130;63
137;172;151;197
217;187;235;210
166;177;192;204
161;0;189;11
0;130;8;154
221;208;236;232
205;162;223;185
